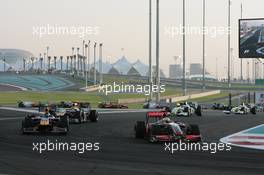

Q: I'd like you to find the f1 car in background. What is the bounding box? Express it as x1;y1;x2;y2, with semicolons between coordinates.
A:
98;101;128;109
18;101;41;108
212;103;230;110
55;102;99;123
134;111;202;143
223;103;256;115
143;101;172;112
21;111;69;134
171;102;202;117
18;101;75;108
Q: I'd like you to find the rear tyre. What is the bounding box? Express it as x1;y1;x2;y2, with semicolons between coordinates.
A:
135;121;146;138
195;105;202;116
60;115;69;134
250;107;256;115
187;124;200;135
21;117;32;134
89;110;99;122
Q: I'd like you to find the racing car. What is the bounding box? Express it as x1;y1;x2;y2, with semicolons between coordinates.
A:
171;102;202;117
98;101;128;109
212;103;229;110
18;101;41;108
223;103;256;115
143;101;172;112
56;102;99;123
134;111;202;143
21;109;69;134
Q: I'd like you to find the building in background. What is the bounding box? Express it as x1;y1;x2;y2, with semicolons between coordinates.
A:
0;49;33;70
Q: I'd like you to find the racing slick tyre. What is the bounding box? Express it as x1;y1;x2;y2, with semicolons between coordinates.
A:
21;117;32;134
187;124;200;135
78;115;82;124
195;105;202;116
59;115;69;134
134;121;146;138
250;107;257;115
89;110;99;122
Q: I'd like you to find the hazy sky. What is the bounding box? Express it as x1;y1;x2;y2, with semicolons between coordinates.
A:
0;0;263;78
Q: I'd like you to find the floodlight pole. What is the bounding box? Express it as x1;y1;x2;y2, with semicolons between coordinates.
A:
40;53;43;71
240;3;243;81
99;43;103;84
82;40;85;76
182;0;187;95
87;40;91;79
94;42;97;85
85;44;88;88
54;56;57;70
77;47;80;75
156;0;160;102
48;56;51;70
202;0;206;91
227;0;231;88
149;0;153;101
66;56;69;71
60;56;63;72
43;53;46;70
23;58;26;71
46;46;49;70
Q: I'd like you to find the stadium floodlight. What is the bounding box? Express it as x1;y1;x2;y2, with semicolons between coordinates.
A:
182;0;186;96
82;40;85;76
73;55;76;72
227;0;231;88
46;46;49;70
54;56;57;70
149;0;153;101
77;47;80;74
85;44;88;88
48;56;51;70
66;56;69;71
31;57;35;70
94;42;97;85
70;56;73;72
99;43;103;85
23;58;26;72
202;0;206;91
60;56;63;72
87;40;91;80
155;0;160;103
43;53;46;70
40;53;43;71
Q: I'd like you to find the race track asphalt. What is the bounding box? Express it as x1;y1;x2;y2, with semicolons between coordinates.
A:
0;109;264;175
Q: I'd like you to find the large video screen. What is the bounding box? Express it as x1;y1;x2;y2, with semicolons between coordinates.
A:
239;18;264;58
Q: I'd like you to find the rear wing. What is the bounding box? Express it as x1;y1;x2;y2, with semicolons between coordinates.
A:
146;111;167;118
38;105;57;113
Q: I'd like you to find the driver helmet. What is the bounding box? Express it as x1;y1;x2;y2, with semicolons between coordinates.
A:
161;117;171;123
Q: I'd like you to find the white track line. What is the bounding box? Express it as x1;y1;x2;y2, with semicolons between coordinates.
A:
0;117;23;121
0;107;40;114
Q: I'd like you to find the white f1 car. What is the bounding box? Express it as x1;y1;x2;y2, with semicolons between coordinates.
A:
223;103;256;115
171;102;202;117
